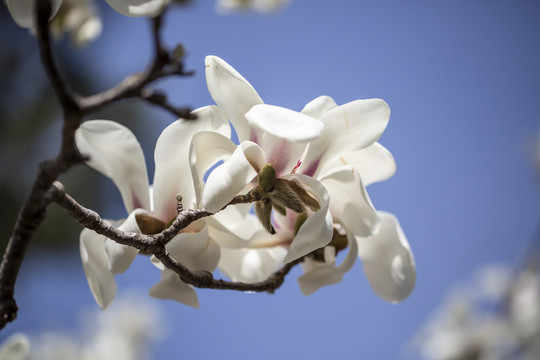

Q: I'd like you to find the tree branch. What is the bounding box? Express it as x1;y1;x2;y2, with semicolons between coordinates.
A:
77;12;194;117
0;1;85;331
48;181;301;294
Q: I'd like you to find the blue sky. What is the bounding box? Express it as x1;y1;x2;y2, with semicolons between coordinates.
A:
2;0;540;359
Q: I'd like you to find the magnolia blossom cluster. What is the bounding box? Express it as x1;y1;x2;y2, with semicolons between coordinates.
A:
74;55;416;309
412;262;540;360
0;295;162;360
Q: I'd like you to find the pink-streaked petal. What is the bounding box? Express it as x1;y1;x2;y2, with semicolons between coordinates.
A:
153;106;230;221
281;174;333;263
301;95;338;119
357;211;416;303
297;232;358;295
218;247;287;283
80;227;117;309
202;141;266;213
75;120;150;214
189;131;237;208
320;165;381;238
5;0;62;28
320;143;396;186
105;209;150;274
205;55;263;142
246;104;321;176
149;269;199;308
301;99;390;177
104;0;169;17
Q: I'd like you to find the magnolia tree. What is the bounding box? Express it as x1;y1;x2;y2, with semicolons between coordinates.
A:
0;0;416;335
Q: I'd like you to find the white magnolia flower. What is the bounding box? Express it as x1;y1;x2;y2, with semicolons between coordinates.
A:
199;55;334;265
202;55;416;303
75;106;228;309
5;0;168;29
215;0;291;14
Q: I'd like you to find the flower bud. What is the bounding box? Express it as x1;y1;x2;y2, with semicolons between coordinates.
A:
258;164;276;191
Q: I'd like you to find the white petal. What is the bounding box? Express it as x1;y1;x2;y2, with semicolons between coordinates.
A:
189;131;237;208
357;212;416;303
320;143;396;186
153;106;230;220
246;104;323;143
205;56;263;142
297;232;358;295
320;165;380;237
80;228;117;309
5;0;62;28
165;221;221;271
149;269;199;308
202;141;266;213
207;205;259;248
297;264;343;296
218;247;287;283
281;174;333;263
104;0;169;17
0;333;30;360
301;99;390;177
246;104;322;176
105;209;148;274
301;95;338;118
75;120;150;214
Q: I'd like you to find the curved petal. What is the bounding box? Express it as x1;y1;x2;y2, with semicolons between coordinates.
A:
153;106;230;220
218;247;287;283
205;56;263;142
149;269;199;308
105;209;150;274
207;205;260;248
80;227;117;309
297;263;342;296
104;0;168;17
5;0;62;28
320;143;396;186
357;211;416;303
0;333;30;360
281;174;333;263
301;95;338;119
202;141;266;213
246;104;323;143
301;99;390;177
75;120;150;214
320;165;380;238
297;232;358;295
246;104;323;176
165;221;221;271
189;131;237;208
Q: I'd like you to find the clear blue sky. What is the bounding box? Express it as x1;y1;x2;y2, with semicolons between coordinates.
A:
3;0;540;359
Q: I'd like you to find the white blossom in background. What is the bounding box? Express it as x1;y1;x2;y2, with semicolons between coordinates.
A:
411;262;540;360
215;0;291;14
75;107;229;309
0;294;163;360
50;0;102;47
200;56;416;303
5;0;169;30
